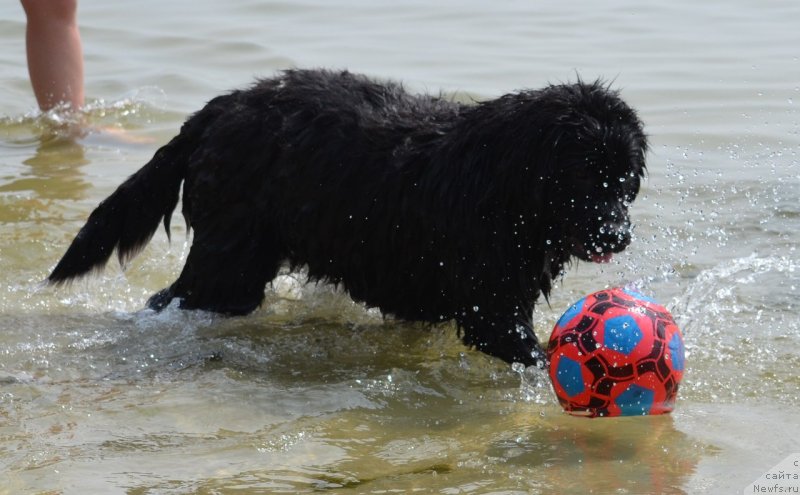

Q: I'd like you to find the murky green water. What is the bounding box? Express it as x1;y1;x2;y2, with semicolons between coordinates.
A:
1;1;799;493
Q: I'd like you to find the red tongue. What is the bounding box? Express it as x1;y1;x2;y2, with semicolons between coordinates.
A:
591;252;613;263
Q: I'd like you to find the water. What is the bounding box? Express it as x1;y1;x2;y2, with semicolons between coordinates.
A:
1;1;799;493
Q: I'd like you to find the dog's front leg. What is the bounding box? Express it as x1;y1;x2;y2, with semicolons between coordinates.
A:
457;309;547;368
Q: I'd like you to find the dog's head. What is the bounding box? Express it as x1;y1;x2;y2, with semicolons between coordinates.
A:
534;81;648;264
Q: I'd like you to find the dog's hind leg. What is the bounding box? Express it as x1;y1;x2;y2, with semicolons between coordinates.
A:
147;214;284;315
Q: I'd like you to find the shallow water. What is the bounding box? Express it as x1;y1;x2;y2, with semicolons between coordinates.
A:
1;1;799;493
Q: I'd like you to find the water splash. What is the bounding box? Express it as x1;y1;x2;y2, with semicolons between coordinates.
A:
0;86;177;146
668;254;800;404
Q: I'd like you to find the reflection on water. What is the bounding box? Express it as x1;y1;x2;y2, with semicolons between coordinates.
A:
0;97;170;220
2;136;90;202
0;115;89;225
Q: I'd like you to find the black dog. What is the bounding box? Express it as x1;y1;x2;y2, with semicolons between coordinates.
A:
49;69;647;367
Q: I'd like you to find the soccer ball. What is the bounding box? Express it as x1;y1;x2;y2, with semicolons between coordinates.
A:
547;287;685;417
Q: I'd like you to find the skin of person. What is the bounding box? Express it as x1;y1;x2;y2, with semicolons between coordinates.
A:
21;0;85;111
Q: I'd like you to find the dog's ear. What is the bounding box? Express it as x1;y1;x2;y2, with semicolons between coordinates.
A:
547;81;647;189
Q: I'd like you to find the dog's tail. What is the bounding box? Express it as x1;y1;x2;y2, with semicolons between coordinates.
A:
48;132;192;285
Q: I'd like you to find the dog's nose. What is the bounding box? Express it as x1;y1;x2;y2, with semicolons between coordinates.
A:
595;219;632;253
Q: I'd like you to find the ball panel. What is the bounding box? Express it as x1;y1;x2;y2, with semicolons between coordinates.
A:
603;315;642;355
556;355;586;398
556;296;587;328
622;288;657;304
615;383;655;416
668;332;685;371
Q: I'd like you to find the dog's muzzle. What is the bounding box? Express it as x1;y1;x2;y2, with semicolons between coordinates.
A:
573;217;633;263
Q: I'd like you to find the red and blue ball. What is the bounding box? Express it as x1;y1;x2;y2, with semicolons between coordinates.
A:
547;287;685;417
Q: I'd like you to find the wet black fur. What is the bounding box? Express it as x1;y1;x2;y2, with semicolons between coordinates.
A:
49;69;647;366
